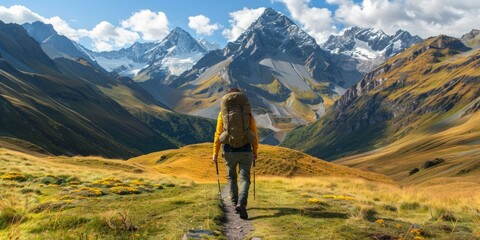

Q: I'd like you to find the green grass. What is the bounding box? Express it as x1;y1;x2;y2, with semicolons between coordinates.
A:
0;175;222;239
245;177;480;240
2;147;479;239
0;148;223;239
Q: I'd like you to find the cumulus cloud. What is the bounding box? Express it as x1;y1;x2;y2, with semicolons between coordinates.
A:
278;0;337;44
275;0;480;43
188;15;220;36
0;5;44;23
0;5;169;51
121;9;169;41
222;7;265;42
89;21;139;51
329;0;480;38
0;5;87;41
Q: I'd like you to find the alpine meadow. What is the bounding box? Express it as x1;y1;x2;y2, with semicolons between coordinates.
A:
0;1;479;240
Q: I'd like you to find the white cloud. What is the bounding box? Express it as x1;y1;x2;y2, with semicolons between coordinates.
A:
222;7;266;42
0;5;44;23
0;5;169;51
329;0;480;38
0;5;87;41
46;16;88;41
89;21;140;51
278;0;337;44
121;9;169;41
188;15;220;36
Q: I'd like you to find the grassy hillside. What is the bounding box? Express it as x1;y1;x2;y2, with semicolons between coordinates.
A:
56;57;217;147
282;35;480;183
0;148;222;239
128;143;393;184
335;110;480;185
2;146;479;239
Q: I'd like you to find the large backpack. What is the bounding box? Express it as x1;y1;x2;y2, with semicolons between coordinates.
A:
219;92;255;148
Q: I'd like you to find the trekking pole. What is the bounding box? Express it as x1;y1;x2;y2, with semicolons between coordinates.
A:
253;157;256;201
215;159;222;201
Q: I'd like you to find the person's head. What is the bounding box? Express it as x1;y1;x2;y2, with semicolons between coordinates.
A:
228;88;242;93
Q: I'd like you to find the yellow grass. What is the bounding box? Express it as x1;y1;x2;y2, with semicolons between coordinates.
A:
335;111;480;187
128;143;394;184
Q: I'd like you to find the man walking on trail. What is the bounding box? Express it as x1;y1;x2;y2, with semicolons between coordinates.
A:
212;88;258;220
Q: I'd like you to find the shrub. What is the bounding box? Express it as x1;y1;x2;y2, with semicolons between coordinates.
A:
162;183;176;188
103;211;140;232
440;211;457;221
130;179;146;186
20;188;42;195
409;168;420;176
38;175;66;185
70;187;105;197
375;219;385;226
0;202;25;229
351;205;377;222
92;177;124;187
307;198;322;204
400;202;421;211
31;200;73;213
66;176;81;183
423;158;445;169
382;204;398;212
431;208;458;221
300;193;312;198
109;186;141;195
1;172;27;182
322;194;355;201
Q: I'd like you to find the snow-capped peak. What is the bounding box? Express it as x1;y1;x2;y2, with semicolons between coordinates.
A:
225;7;318;57
86;27;216;81
198;38;220;51
322;26;422;72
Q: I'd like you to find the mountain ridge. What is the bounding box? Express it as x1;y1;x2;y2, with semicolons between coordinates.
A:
322;26;422;73
86;27;211;82
144;8;359;136
282;33;480;183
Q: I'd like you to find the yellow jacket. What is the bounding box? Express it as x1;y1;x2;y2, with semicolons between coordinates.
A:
213;112;258;157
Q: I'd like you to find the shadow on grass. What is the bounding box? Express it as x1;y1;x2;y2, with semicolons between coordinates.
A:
248;207;349;220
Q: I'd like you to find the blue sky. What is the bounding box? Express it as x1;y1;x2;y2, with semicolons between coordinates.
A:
1;0;479;52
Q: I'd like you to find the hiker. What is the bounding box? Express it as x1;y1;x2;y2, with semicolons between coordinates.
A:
212;88;258;220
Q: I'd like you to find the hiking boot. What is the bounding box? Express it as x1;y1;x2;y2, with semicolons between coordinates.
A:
235;204;248;220
233;201;239;214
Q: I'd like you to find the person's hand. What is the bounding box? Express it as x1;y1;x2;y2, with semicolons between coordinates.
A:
212;155;218;164
252;153;257;167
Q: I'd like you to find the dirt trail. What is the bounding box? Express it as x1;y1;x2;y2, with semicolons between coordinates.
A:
220;187;254;240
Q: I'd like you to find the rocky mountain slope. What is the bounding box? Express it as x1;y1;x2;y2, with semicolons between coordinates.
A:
86;27;211;82
22;21;98;66
461;29;480;49
282;33;480;181
323;26;422;73
143;8;360;134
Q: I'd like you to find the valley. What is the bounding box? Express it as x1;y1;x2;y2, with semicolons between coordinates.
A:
0;4;479;240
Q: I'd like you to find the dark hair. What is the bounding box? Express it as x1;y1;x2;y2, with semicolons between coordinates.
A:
228;88;241;93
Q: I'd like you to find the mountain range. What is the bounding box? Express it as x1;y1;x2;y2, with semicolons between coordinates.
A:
16;10;423;138
323;26;422;73
142;8;361;139
84;27;218;83
0;20;217;158
2;7;477;185
282;33;480;183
